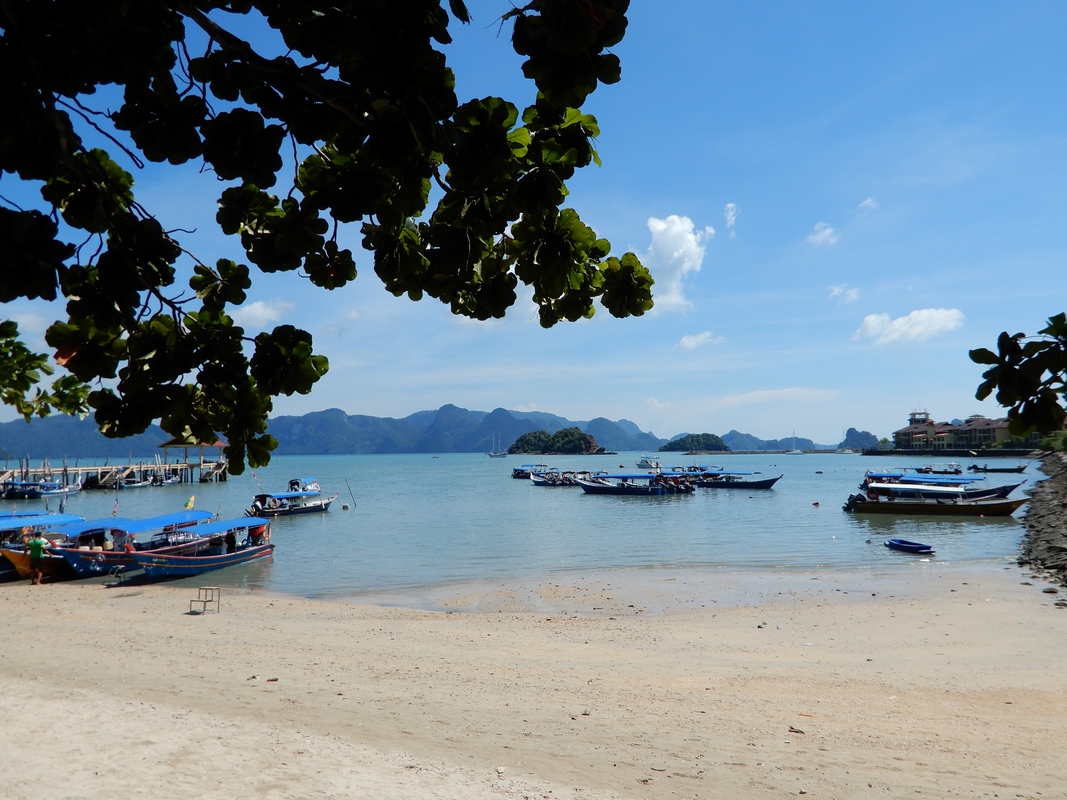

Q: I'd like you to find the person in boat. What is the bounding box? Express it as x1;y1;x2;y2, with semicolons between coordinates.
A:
224;529;237;554
24;529;50;585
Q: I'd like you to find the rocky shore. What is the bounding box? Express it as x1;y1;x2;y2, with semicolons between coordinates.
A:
1019;451;1067;587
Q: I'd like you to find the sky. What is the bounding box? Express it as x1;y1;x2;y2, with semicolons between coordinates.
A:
4;1;1067;444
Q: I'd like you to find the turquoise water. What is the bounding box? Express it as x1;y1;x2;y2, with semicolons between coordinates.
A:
10;452;1037;601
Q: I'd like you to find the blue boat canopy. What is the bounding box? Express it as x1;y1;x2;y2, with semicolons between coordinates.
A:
0;513;84;532
256;490;321;500
168;517;267;537
46;510;215;537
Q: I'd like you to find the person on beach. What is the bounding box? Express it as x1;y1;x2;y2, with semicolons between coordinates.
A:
25;531;50;585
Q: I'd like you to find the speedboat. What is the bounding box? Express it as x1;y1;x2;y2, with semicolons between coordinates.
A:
247;477;337;517
634;456;662;470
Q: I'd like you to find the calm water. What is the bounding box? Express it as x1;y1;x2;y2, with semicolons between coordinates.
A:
10;452;1039;602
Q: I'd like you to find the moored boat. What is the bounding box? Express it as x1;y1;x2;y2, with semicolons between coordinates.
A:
132;520;273;580
246;477;337;517
884;538;935;554
861;478;1023;501
2;476;82;499
576;472;695;496
634;456;662;470
0;513;85;582
843;493;1026;516
52;510;218;578
967;463;1027;473
511;463;548;479
693;471;783;490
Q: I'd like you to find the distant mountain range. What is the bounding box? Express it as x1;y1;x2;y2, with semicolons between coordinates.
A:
0;405;878;459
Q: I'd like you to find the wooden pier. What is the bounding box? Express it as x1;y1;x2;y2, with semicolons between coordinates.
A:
1;439;229;491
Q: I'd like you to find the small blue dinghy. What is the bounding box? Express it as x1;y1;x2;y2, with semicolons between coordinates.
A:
884;538;935;555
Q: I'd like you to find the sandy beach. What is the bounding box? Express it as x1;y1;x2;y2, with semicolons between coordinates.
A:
3;562;1066;800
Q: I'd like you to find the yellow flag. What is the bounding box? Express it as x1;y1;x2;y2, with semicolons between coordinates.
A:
185;495;195;509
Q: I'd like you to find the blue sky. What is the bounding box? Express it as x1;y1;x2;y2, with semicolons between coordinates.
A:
5;2;1067;444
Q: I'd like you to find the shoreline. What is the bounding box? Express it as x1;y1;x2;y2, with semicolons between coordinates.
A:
4;454;1066;799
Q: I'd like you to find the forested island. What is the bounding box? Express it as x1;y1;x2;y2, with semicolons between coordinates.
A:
508;428;607;455
658;433;729;452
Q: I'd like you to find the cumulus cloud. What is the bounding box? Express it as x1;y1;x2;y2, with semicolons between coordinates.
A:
724;203;738;236
515;403;539;413
643;215;714;312
231;300;295;329
829;284;860;304
678;331;725;350
858;196;879;211
806;222;840;246
854;308;965;345
644;397;670;412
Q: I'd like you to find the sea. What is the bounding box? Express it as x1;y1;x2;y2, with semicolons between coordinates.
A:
7;452;1040;607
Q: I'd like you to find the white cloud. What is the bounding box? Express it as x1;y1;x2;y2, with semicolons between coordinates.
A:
10;312;49;335
724;203;738;236
829;284;860;304
678;331;725;349
858;196;879;211
644;397;670;412
709;387;838;410
514;403;539;413
231;300;295;329
806;222;840;246
854;308;965;345
643;215;714;313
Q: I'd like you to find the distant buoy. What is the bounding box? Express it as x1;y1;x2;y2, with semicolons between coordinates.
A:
342;503;350;510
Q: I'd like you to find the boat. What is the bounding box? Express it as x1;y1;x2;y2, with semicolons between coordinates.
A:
915;462;963;475
530;470;587;487
860;473;1023;501
634;456;662;470
486;433;508;458
53;510;218;578
967;463;1027;473
692;470;783;490
576;472;696;496
2;476;82;499
786;430;803;454
246;477;337;517
884;538;935;555
842;493;1026;516
118;475;154;489
511;463;548;479
0;513;85;582
131;520;273;580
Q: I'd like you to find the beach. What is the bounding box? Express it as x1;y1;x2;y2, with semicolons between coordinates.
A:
3;562;1066;800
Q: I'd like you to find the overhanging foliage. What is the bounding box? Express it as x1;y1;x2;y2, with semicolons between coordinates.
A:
0;0;652;472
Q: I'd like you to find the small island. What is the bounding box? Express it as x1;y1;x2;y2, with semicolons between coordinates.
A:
658;433;730;453
509;427;611;455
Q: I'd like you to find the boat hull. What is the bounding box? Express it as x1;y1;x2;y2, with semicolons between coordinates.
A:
844;494;1026;516
884;538;935;554
0;548;75;581
247;495;336;517
695;475;782;490
133;544;275;580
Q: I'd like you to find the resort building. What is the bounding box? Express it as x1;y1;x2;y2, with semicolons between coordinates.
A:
891;411;1044;451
